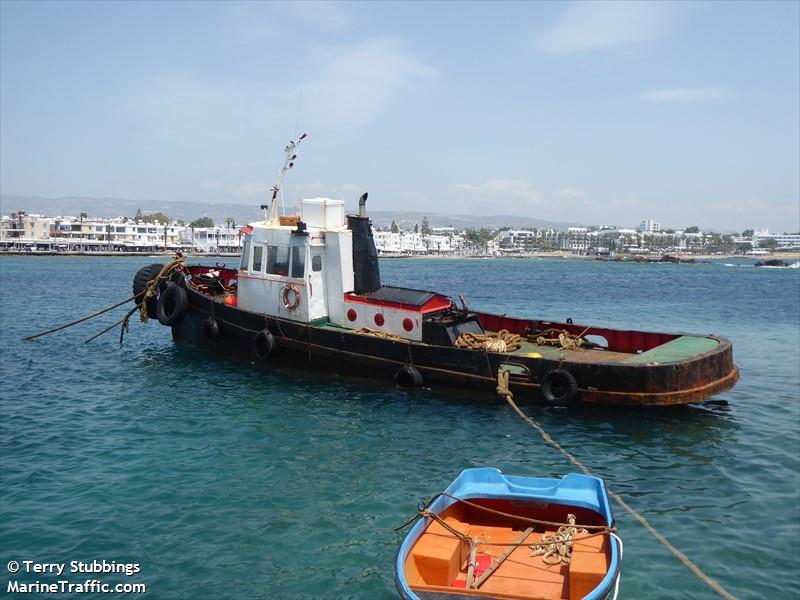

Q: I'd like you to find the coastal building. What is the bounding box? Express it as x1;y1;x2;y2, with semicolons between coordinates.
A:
638;219;661;233
752;229;800;249
425;234;453;253
373;230;428;255
561;227;589;252
430;227;455;236
178;226;242;253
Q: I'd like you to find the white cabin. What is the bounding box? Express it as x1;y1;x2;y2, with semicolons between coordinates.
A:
235;197;444;342
237;197;353;324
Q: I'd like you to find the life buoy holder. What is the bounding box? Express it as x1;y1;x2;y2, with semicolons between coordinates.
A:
541;368;578;406
282;284;301;310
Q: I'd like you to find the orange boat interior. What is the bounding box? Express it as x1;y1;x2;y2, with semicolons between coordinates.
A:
404;499;611;600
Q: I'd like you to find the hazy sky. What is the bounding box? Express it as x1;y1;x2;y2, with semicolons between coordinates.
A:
1;1;798;232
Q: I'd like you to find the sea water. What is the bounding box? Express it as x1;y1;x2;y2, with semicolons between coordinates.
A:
1;256;798;598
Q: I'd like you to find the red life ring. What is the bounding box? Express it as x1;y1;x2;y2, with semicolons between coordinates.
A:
282;284;301;310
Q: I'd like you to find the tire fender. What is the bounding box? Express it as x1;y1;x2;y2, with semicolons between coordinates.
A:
156;282;188;326
202;316;221;344
394;365;424;388
541;368;578;406
254;329;276;360
133;263;165;316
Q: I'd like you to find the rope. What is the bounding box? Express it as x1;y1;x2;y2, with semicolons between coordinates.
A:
21;293;143;340
354;327;408;342
496;368;738;600
415;508;609;549
530;513;587;565
455;329;522;353
434;492;612;531
138;256;186;322
23;254;186;342
533;328;585;351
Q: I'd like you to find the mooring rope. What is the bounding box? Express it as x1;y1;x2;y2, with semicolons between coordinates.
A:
21;293;144;341
22;255;186;343
496;368;738;600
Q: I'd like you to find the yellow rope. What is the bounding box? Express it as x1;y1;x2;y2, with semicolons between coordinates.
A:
354;327;408;342
22;293;143;341
530;514;587;565
23;255;187;343
533;328;585;351
496;369;738;600
139;256;186;322
455;329;522;353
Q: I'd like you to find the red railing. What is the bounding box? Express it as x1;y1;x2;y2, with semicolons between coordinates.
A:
475;311;679;354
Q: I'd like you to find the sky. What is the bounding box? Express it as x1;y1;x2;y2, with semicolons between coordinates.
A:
1;0;798;232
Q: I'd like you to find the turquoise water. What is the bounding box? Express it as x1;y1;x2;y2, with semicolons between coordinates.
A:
1;256;798;599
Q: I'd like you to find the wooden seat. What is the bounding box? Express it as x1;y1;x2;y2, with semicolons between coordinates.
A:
568;533;609;600
408;518;470;586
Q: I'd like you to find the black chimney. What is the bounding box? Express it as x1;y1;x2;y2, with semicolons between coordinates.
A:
347;193;381;294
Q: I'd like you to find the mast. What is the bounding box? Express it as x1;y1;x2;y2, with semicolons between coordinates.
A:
262;133;308;223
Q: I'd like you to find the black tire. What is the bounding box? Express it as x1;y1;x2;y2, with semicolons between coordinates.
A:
202;317;221;345
157;283;188;326
541;369;578;406
394;365;424;388
133;263;164;316
133;264;164;305
254;329;276;360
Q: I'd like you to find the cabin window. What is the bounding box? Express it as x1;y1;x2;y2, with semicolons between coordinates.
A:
266;245;289;276
311;255;322;272
252;245;264;272
240;239;251;271
291;246;306;278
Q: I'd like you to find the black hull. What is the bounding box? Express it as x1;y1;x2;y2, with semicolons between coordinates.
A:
167;284;739;406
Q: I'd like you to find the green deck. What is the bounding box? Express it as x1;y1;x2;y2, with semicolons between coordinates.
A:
313;321;718;365
623;335;719;364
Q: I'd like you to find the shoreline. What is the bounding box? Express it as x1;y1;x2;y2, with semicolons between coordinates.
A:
381;251;800;261
1;250;798;261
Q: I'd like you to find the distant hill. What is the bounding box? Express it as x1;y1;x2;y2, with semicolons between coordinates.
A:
0;195;583;231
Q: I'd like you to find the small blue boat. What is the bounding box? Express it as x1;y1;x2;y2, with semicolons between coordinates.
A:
394;468;622;600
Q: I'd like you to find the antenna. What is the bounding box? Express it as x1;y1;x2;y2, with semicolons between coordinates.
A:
266;132;307;223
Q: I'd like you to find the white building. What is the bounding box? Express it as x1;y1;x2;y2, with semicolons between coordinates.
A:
638;219;661;233
752;229;800;249
431;227;455;236
425;234;453;253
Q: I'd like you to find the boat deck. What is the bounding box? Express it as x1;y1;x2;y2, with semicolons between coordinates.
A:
507;334;718;364
405;513;610;600
308;321;720;365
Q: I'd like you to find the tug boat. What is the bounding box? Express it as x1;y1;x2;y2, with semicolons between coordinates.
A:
133;137;739;406
394;468;622;600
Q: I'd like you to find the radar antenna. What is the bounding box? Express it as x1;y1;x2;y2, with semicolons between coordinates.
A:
261;132;308;222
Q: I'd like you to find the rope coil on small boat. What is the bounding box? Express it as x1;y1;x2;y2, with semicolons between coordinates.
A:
530;513;588;565
455;329;522;353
